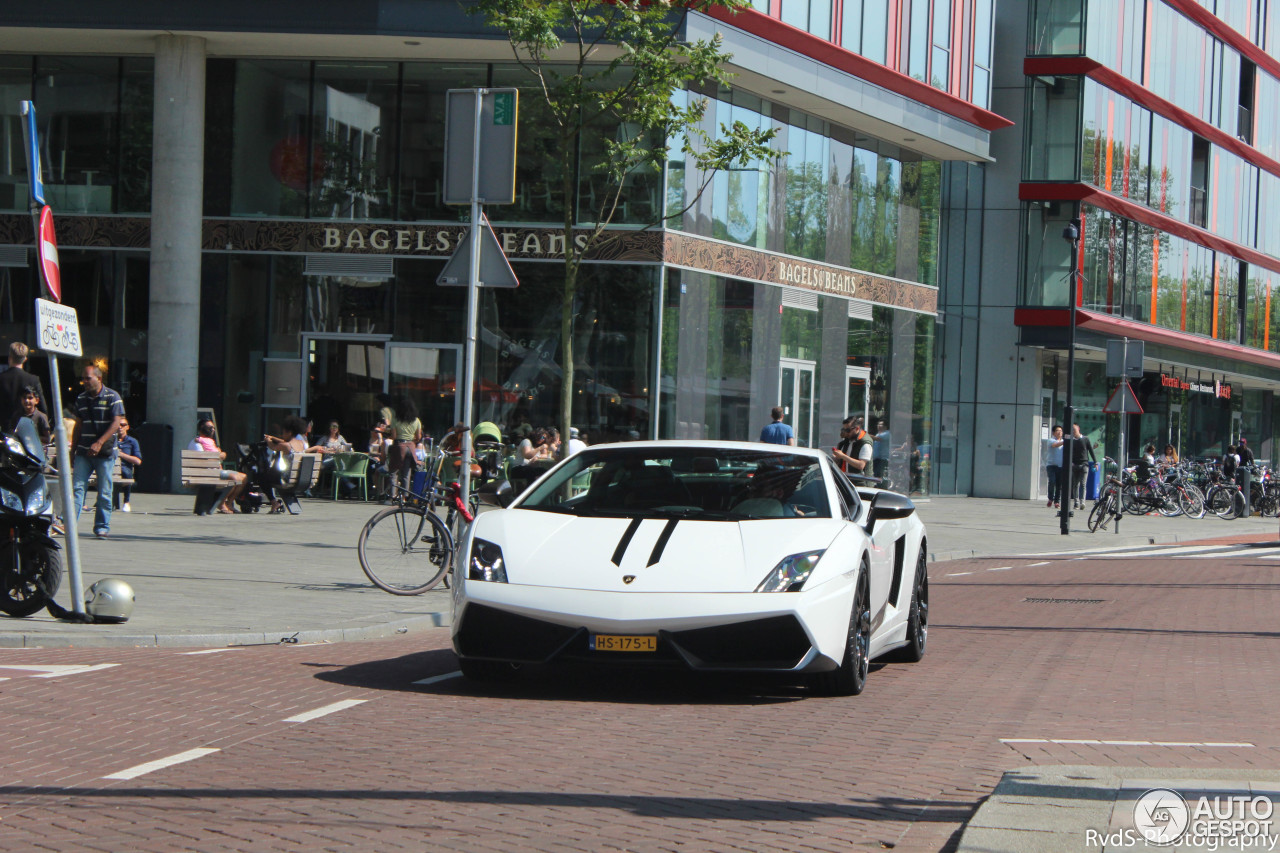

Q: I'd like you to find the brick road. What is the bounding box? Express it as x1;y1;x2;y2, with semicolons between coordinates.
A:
0;549;1275;852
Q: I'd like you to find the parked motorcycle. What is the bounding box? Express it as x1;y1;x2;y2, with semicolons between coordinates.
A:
0;419;62;617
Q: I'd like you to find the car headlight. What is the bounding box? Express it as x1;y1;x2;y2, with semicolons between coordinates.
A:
754;550;824;593
469;538;508;583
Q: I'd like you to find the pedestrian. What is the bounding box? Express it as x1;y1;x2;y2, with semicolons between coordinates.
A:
1044;425;1065;508
193;419;247;513
1068;423;1096;510
1238;437;1254;468
759;406;795;446
113;416;141;513
566;427;587;456
8;384;52;447
0;342;48;428
1222;445;1240;482
385;395;422;498
871;418;894;480
1162;444;1179;466
71;363;125;538
834;416;873;474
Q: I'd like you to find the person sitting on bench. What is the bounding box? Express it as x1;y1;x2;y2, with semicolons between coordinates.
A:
191;419;246;514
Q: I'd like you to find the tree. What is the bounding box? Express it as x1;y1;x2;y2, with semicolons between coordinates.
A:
470;0;780;448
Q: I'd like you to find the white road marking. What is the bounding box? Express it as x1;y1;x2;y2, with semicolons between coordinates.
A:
413;671;463;685
1001;738;1254;747
1026;561;1050;567
282;699;368;723
988;566;1012;571
0;663;119;679
179;648;245;656
945;572;973;577
103;747;219;780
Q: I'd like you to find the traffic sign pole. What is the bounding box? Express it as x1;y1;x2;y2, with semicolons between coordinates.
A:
459;88;484;511
19;102;84;614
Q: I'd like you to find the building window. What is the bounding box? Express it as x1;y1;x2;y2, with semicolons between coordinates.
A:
1027;0;1083;55
971;0;994;108
781;0;832;40
1025;76;1081;182
930;0;951;90
840;0;888;63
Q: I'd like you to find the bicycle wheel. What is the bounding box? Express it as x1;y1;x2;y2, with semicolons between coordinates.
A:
358;506;454;594
1120;484;1143;515
1208;487;1237;519
1155;483;1181;517
1178;485;1206;519
1087;497;1111;532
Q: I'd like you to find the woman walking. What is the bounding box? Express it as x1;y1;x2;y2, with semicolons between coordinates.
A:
386;396;422;498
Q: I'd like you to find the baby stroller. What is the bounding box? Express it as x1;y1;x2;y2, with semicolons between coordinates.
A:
234;441;291;513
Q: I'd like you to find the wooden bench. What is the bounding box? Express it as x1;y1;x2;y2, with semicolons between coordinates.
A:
181;449;231;515
275;453;321;515
47;454;136;494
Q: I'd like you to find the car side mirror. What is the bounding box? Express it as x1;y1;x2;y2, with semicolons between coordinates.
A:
477;479;514;508
864;490;915;535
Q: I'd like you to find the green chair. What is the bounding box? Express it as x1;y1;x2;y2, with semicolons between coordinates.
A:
332;453;370;501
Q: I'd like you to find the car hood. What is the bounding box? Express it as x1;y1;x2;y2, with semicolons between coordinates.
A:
471;510;847;592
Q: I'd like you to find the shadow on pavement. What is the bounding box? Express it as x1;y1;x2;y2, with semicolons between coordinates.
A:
315;649;811;705
0;784;977;825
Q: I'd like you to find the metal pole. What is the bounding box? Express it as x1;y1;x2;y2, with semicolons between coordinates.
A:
1059;213;1081;535
19;102;84;613
460;89;484;510
1116;380;1125;535
45;357;85;612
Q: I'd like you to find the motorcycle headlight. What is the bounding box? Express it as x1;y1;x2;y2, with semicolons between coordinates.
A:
25;484;47;515
754;550;824;593
0;490;22;512
469;538;508;583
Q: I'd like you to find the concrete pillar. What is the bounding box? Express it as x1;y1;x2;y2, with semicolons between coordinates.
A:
147;35;206;491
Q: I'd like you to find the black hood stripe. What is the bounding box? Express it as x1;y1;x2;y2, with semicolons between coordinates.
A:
611;518;643;566
647;519;679;566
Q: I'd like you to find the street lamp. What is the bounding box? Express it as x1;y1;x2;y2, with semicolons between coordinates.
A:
1059;213;1081;535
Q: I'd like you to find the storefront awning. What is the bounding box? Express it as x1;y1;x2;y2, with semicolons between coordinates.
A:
1014;307;1280;373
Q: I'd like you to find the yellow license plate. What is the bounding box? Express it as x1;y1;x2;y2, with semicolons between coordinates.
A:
591;634;657;652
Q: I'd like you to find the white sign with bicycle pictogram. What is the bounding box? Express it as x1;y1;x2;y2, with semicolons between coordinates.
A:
35;298;82;357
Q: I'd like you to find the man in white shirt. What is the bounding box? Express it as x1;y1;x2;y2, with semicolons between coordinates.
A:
567;427;587;456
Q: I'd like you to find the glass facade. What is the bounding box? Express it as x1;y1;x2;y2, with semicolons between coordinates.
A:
0;55;153;215
1022;0;1280;474
0;50;942;496
660;271;935;494
763;0;996;108
678;89;942;284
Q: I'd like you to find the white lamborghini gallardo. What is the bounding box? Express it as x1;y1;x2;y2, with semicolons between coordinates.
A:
452;441;928;696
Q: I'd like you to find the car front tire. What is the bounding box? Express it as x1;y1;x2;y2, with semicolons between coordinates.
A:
809;563;870;697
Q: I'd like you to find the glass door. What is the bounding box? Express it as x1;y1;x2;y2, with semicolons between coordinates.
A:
779;358;816;447
845;366;870;426
301;334;389;450
386;343;461;443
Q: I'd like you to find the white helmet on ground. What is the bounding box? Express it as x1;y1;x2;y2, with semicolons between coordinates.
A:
84;578;135;623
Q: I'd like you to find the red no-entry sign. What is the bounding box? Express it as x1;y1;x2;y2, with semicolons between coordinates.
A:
38;205;61;303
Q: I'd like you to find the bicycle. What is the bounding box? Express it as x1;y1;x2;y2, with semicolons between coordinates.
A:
357;449;477;595
1202;468;1246;520
1120;469;1180;517
1087;462;1125;532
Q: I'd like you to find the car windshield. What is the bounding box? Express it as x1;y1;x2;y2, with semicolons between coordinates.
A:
517;447;831;520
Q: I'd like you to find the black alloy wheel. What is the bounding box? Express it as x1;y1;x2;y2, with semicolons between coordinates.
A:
898;549;928;662
810;563;871;697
